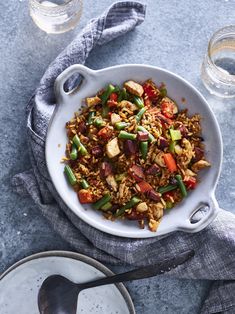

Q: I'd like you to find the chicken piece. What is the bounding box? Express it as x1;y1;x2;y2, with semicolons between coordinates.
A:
119;100;138;112
124;81;144;97
150;202;164;220
106;175;118;191
174;144;183;155
184;169;196;177
86;96;101;107
106;137;121;158
136;202;148;213
148;219;160;232
110;113;121;125
118;182;125;199
179;138;195;166
191;160;211;172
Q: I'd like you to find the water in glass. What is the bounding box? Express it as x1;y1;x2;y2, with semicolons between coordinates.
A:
29;0;83;34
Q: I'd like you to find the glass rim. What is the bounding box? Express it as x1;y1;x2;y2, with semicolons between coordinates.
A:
30;0;76;10
207;25;235;81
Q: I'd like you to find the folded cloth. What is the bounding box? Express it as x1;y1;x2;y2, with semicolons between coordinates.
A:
12;2;235;313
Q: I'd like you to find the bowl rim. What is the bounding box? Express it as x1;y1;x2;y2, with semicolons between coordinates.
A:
46;63;223;238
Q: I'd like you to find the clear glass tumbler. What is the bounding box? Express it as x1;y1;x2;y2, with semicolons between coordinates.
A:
29;0;83;34
201;25;235;98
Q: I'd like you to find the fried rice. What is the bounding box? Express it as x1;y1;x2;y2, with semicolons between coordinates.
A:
63;79;210;232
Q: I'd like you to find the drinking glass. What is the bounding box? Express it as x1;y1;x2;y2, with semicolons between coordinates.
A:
29;0;83;34
201;25;235;98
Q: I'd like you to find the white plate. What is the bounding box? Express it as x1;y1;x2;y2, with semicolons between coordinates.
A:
0;251;135;314
46;64;222;238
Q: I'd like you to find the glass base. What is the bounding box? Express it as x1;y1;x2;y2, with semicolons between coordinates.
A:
30;13;82;34
201;59;235;99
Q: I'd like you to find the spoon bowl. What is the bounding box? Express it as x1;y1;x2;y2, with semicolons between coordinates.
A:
38;275;78;314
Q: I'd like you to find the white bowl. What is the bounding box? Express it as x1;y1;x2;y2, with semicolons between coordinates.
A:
46;64;222;238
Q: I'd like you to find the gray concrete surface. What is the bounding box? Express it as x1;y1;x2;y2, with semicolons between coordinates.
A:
0;0;234;313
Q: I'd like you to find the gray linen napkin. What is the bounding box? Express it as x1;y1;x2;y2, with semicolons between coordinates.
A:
12;2;235;313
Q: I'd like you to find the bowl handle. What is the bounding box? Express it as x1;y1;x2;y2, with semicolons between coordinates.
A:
177;193;220;233
54;64;96;103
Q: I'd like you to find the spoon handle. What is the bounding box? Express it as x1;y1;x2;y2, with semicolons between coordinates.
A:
79;249;194;290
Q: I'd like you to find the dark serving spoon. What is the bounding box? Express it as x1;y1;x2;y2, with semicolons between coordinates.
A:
38;249;194;314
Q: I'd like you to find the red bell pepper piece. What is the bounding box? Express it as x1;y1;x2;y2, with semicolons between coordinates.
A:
163;153;177;173
97;126;113;140
143;82;159;100
78;189;93;204
144;97;152;108
163;191;175;202
107;99;118;108
161;102;175;119
160;99;178;119
184;177;197;189
109;92;118;102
